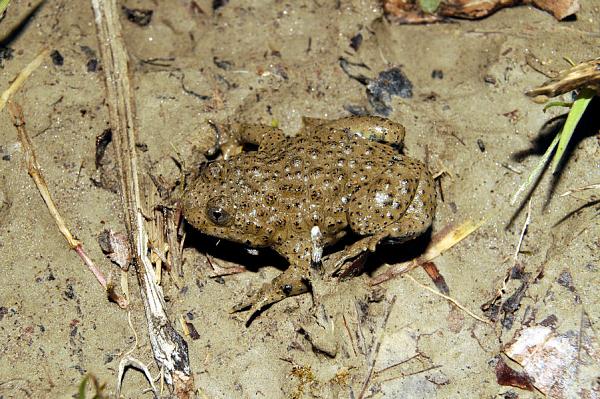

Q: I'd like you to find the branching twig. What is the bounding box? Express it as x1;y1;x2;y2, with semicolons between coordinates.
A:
90;0;194;396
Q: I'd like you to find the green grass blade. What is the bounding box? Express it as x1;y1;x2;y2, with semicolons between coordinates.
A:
551;88;594;173
510;130;561;205
77;375;89;399
0;0;10;19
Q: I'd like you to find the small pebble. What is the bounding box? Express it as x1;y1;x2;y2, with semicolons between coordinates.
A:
87;59;98;72
431;69;443;79
0;46;14;67
122;6;153;26
213;0;229;10
477;138;486;152
213;56;232;70
350;33;363;51
50;50;64;66
484;75;497;84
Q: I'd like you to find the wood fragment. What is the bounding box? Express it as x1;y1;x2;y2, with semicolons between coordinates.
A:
421;261;449;295
495;356;534;390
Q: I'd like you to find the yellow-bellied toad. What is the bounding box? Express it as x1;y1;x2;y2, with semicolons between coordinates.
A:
183;116;436;320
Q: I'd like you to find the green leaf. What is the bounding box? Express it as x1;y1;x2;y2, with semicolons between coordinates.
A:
418;0;442;14
551;88;594;173
511;88;596;205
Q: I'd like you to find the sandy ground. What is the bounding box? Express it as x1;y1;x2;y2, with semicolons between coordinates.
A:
0;0;599;398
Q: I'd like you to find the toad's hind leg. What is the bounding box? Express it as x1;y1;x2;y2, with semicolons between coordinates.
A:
233;123;285;148
327;167;436;275
385;167;437;243
221;123;286;158
302;115;406;148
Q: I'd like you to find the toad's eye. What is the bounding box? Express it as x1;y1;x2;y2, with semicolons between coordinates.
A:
206;196;233;226
207;206;230;225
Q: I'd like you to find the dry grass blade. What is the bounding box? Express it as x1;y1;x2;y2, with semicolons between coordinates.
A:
366;218;490;325
7;101;127;308
511;57;598;206
370;218;486;286
549;88;594;174
0;48;48;111
90;0;194;396
0;0;11;16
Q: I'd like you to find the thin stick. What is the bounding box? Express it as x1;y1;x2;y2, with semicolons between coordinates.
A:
378;364;441;384
0;48;49;111
561;183;600;197
354;301;367;355
404;274;491;325
342;314;358;357
90;0;194;395
374;353;421;376
7;101;129;307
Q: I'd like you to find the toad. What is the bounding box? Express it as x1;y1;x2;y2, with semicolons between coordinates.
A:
183;116;436;321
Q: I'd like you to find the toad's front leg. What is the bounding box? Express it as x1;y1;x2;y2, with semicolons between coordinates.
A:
232;263;310;326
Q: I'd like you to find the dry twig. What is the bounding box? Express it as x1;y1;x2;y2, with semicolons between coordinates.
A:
90;0;194;396
513;199;532;264
560;183;600;197
8;101;127;308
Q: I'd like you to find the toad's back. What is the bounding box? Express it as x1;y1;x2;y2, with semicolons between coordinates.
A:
186;126;434;252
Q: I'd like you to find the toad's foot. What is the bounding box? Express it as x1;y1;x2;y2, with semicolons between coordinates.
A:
325;233;386;278
231;266;310;326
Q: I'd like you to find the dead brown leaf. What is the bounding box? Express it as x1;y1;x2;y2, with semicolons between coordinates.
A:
383;0;579;23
